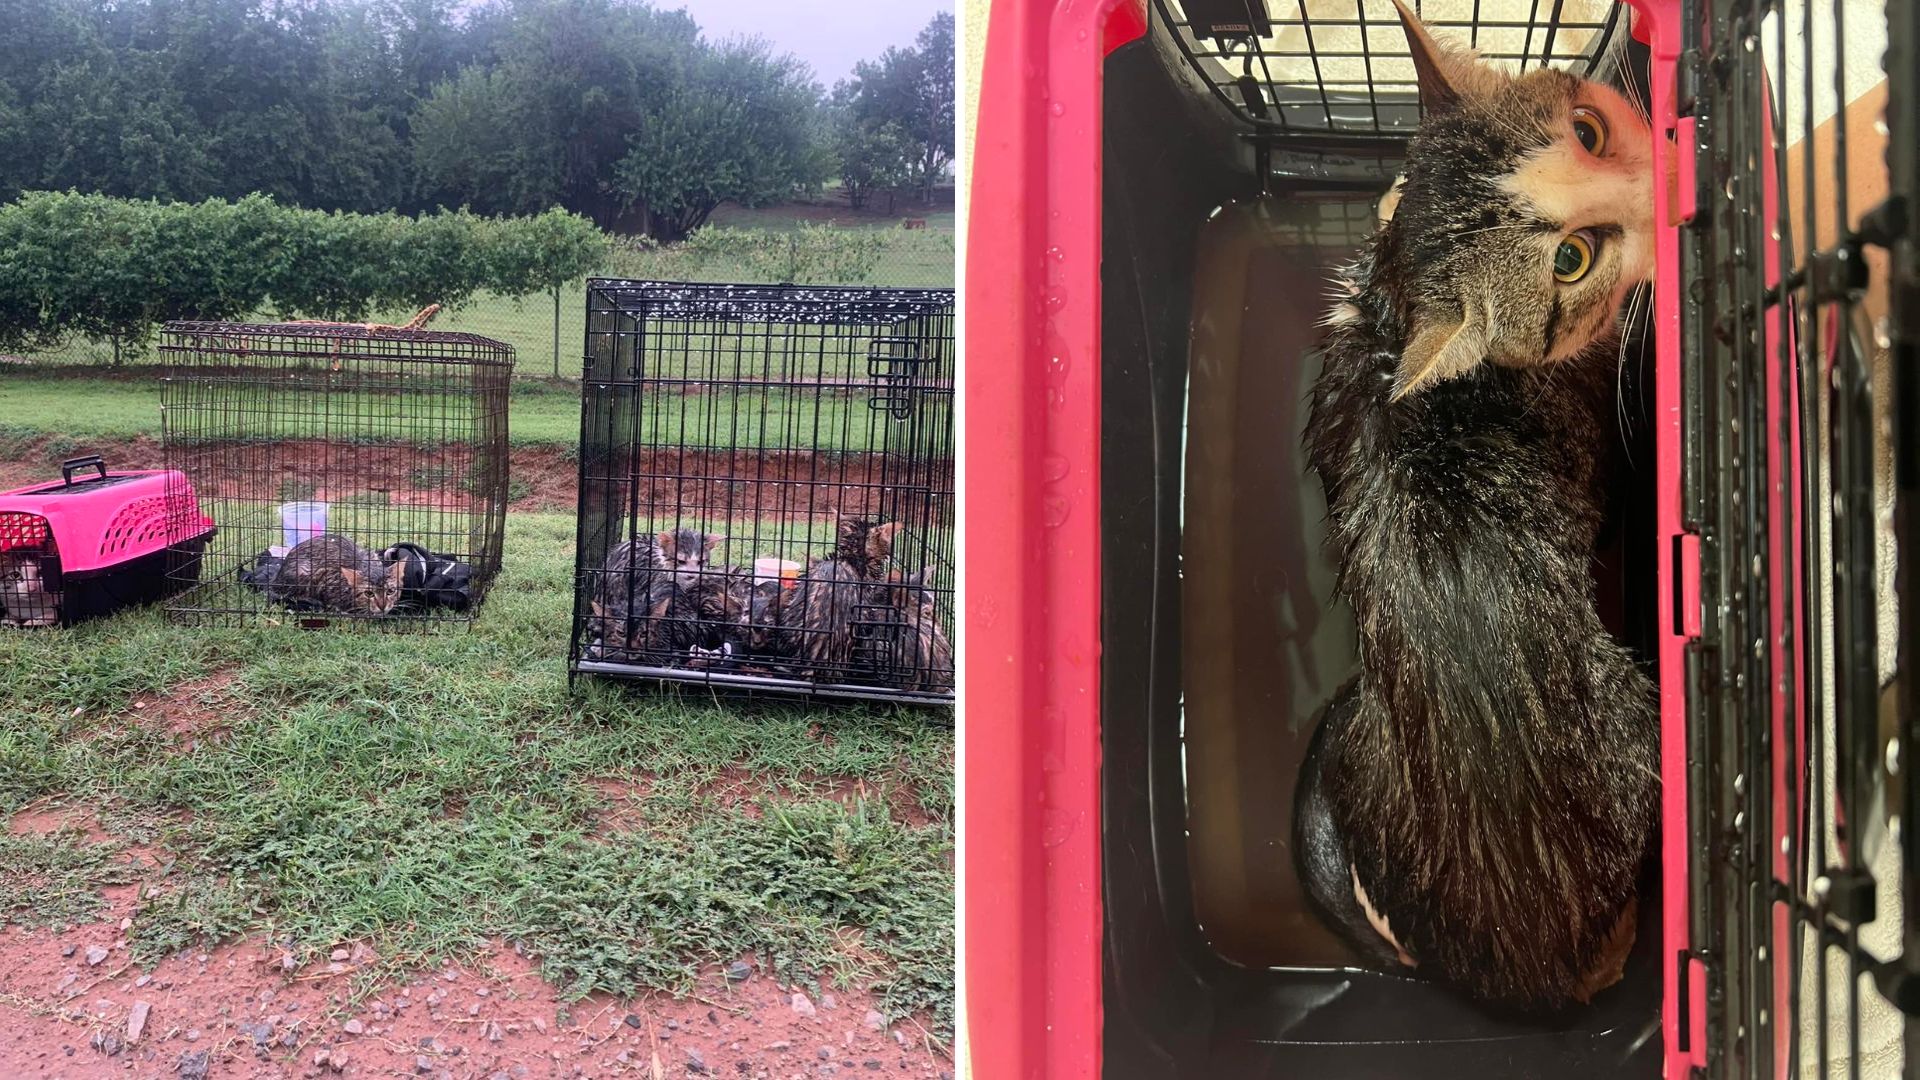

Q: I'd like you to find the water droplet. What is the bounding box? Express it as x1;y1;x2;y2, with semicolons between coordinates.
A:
1050;102;1065;117
1045;286;1067;313
1725;176;1739;200
1042;494;1071;528
1743;35;1757;52
1076;27;1088;41
1876;317;1892;349
1041;454;1070;482
1888;736;1901;776
1046;245;1066;263
1875;118;1890;136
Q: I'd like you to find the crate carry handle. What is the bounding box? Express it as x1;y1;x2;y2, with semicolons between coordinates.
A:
60;455;107;484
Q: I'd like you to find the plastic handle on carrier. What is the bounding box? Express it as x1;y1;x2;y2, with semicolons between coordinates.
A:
60;455;107;484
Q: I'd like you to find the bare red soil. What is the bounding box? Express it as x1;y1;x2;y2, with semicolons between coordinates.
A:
0;888;950;1080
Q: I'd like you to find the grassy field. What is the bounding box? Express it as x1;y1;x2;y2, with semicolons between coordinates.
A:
0;512;955;1028
0;370;952;459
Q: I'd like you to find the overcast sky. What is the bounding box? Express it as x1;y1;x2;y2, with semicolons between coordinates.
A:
679;0;952;87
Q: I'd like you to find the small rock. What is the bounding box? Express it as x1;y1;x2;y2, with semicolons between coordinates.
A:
184;1029;201;1042
725;961;752;983
126;1001;151;1043
119;917;132;931
818;1048;833;1061
343;1019;366;1035
176;1049;211;1080
892;1031;908;1047
415;1054;436;1073
862;1011;885;1033
687;1047;710;1074
56;974;77;992
60;944;75;958
820;994;838;1011
330;948;349;962
84;945;109;967
312;1049;331;1068
532;1017;548;1034
668;1020;681;1031
790;994;816;1018
486;1021;503;1043
281;952;298;972
768;1042;790;1051
134;974;152;989
440;970;457;982
328;1050;350;1073
862;1062;882;1072
624;1014;643;1029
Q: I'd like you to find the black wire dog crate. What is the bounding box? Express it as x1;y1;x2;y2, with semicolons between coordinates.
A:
159;322;512;630
1069;0;1911;1077
568;281;955;704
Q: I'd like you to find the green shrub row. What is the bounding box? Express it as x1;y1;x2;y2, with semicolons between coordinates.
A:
0;192;606;350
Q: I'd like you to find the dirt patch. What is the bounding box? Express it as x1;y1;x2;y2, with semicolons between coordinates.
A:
0;435;946;522
129;669;247;744
7;803;112;845
0;892;952;1079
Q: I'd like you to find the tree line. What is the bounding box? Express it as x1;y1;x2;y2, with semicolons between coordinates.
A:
0;0;955;240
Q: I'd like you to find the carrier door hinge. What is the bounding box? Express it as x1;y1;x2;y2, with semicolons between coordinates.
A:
1673;532;1703;640
1669;115;1699;227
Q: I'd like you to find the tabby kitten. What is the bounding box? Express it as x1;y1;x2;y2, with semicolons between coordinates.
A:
777;518;902;677
274;534;406;615
878;569;952;691
641;568;746;666
1294;1;1657;1011
587;527;725;660
0;551;61;626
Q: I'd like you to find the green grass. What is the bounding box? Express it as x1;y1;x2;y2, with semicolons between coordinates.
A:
0;369;950;457
0;512;954;1028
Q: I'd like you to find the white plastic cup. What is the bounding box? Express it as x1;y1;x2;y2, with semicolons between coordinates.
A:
280;501;329;550
753;557;802;588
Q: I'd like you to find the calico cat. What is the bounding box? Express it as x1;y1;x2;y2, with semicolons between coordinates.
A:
1294;1;1658;1011
273;534;406;615
587;527;725;660
777;518;902;677
0;551;61;626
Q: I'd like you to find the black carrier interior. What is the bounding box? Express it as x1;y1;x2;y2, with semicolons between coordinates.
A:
1097;3;1663;1075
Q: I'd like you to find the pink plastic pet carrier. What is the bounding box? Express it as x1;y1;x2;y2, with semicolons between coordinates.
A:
966;0;1915;1076
0;455;215;628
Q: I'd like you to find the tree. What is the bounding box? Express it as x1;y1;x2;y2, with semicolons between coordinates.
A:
828;100;911;212
835;12;955;205
613;38;825;241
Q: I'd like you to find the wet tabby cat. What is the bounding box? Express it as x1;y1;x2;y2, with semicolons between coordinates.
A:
778;517;902;677
274;534;406;615
587;527;725;659
1295;1;1658;1011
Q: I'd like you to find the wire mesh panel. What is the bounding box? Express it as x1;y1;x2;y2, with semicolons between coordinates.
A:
1680;0;1912;1076
569;281;955;705
1155;0;1626;139
158;322;512;630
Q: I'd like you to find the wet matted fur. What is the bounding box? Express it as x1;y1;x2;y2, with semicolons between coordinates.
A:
1295;0;1659;1011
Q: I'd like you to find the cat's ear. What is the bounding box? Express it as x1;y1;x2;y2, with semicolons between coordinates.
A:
869;522;903;557
339;567;364;589
1390;0;1493;113
1395;296;1491;399
703;534;727;553
387;560;407;586
656;530;676;554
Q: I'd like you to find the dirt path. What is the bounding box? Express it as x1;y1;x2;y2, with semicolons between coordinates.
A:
0;873;950;1079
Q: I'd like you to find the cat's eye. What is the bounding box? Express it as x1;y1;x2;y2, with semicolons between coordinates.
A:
1572;107;1608;155
1554;230;1598;283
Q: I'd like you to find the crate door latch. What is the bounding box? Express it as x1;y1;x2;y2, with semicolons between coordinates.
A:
867;338;926;420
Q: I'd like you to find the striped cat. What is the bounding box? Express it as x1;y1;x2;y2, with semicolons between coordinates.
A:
776;517;902;678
